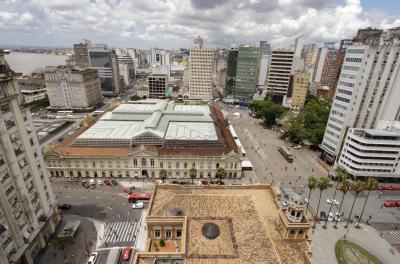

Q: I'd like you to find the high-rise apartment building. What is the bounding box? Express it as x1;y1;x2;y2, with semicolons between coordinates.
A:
148;74;168;98
148;48;170;76
111;51;125;94
290;71;310;110
321;29;400;163
189;45;214;100
73;39;91;68
116;48;135;87
320;50;344;99
234;45;259;101
225;47;238;97
257;41;272;88
294;35;304;58
266;49;294;103
339;39;353;53
44;66;102;111
0;50;59;264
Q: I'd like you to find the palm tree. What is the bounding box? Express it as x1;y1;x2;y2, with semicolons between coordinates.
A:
356;178;378;228
345;180;364;228
334;179;351;228
216;167;225;183
323;166;347;228
159;169;167;183
304;176;318;220
189;167;197;183
313;176;332;228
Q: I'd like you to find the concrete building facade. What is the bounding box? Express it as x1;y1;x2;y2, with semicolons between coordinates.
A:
321;31;400;163
148;74;168;98
73;39;91;68
225;47;238;97
290;72;310;111
0;50;60;264
44;66;102;111
189;47;214;100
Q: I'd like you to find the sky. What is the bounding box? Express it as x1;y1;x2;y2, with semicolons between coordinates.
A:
1;0;400;49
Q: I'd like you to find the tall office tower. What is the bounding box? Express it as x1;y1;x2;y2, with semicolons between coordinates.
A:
194;36;204;48
257;41;272;87
148;48;170;76
290;71;310;110
0;50;59;264
189;45;214;100
234;45;259;102
303;44;318;65
320;50;344;99
73;39;91;67
339;39;353;53
214;49;227;96
266;49;294;103
148;74;168;98
44;66;102;111
88;44;117;96
111;50;125;94
294;35;304;58
225;47;239;96
321;29;400;163
116;49;135;87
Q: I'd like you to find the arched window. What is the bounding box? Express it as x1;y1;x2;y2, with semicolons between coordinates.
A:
141;158;147;166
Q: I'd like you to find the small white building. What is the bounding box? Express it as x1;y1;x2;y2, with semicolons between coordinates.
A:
338;121;400;181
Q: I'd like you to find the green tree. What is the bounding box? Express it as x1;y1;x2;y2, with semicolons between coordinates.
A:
159;169;167;183
130;95;141;101
301;98;332;144
323;166;347;228
334;179;351;228
304;176;318;220
249;98;286;126
216;167;225;183
283;115;307;144
356;178;378;228
345;180;364;228
189;167;197;183
313;176;332;228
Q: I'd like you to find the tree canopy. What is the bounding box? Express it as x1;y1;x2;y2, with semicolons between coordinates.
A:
249;94;287;126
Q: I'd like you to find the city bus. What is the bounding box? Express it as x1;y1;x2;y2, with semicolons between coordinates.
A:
105;248;121;264
279;146;294;163
128;193;151;203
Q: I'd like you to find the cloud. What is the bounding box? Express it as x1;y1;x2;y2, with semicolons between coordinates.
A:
0;0;398;48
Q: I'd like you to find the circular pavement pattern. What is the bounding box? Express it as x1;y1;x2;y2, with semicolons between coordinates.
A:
202;223;220;239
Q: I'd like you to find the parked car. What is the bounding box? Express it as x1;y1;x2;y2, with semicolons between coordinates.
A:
57;203;71;210
395;201;400;207
111;179;117;186
87;252;98;264
326;199;339;205
282;201;288;207
201;180;209;185
96;180;103;185
320;211;327;221
123;187;134;194
194;181;202;186
103;179;111;186
88;179;96;186
217;181;225;185
132;202;144;209
328;212;334;222
384;202;396;207
294;145;302;149
334;212;341;222
122;246;132;261
172;180;179;184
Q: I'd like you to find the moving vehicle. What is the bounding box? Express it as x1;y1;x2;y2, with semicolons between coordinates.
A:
111;179;118;186
97;180;103;185
87;252;98;264
132;202;144;209
279;146;294;163
123;187;134;194
320;211;327;221
88;179;96;186
103;179;111;186
384;202;395;207
282;201;288;207
122;246;132;261
105;248;121;264
328;212;334;222
128;193;151;203
57;203;71;210
395;202;400;207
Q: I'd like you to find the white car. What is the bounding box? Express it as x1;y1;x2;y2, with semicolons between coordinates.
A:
132;202;144;209
282;201;288;207
334;212;341;222
195;181;202;186
328;212;334;222
326;199;339;205
96;180;103;185
87;252;98;264
88;179;96;186
294;145;302;149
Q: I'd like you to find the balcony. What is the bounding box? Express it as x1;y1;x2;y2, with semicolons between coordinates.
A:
5;120;15;129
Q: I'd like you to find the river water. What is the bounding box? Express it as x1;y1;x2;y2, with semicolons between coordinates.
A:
4;52;66;75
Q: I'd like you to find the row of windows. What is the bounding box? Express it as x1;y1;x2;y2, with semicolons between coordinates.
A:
344;149;397;161
337;89;352;96
335;95;350;104
346;141;399;154
345;57;362;63
333;103;347;111
339;81;354;88
342;65;360;71
348;137;400;148
340;160;392;173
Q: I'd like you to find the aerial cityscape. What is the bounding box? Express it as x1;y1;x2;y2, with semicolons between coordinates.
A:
1;1;400;264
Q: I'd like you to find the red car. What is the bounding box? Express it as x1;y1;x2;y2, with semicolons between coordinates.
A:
201;180;209;185
122;246;132;261
103;179;111;186
384;202;396;207
395;202;400;207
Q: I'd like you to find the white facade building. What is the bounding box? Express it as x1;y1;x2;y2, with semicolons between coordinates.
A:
266;49;294;99
0;50;60;264
338;121;400;181
321;39;400;163
189;47;215;100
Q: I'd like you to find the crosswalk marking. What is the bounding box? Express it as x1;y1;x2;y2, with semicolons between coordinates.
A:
382;230;400;245
102;221;139;245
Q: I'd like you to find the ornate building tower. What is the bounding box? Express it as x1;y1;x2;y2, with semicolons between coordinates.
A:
278;194;310;240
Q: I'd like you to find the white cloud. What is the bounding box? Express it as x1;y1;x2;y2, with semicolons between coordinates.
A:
0;0;398;48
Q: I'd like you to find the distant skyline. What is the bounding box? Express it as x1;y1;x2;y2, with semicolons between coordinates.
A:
1;0;400;49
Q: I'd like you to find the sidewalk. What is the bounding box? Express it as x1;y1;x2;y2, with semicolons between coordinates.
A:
311;222;399;264
92;218;106;249
134;210;148;252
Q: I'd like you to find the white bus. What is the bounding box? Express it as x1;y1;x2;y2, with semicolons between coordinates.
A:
106;248;121;264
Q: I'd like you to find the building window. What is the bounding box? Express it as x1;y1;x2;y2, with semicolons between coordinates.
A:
168;162;171;169
208;162;212;169
150;159;155;167
166;228;172;239
141;158;147;167
154;228;161;239
160;162;163;168
133;159;137;167
176;227;182;239
192;162;196;168
184;162;187;169
176;162;179;169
